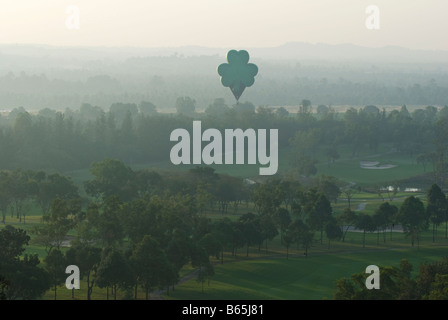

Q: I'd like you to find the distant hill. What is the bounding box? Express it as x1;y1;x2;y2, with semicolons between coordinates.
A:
1;42;448;65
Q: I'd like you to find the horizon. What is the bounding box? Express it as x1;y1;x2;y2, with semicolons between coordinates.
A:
2;40;448;52
1;1;447;51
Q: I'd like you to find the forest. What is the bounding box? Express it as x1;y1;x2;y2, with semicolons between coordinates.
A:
0;99;447;184
2;99;448;300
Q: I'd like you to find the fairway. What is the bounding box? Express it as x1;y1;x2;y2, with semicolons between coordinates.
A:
165;245;448;300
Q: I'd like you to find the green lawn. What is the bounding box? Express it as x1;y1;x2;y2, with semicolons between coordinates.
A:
164;239;448;300
1;142;442;301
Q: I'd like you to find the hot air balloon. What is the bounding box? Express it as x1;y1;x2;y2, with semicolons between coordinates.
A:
217;50;258;102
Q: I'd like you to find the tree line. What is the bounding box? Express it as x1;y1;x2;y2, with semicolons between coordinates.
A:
1;157;448;299
1;101;448;189
334;257;448;300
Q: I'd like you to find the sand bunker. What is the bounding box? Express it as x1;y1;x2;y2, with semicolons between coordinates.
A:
360;161;397;169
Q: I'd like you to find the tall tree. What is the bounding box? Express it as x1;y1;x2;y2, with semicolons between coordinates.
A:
96;247;134;300
65;242;101;300
374;202;398;242
355;213;375;248
426;184;447;242
0;171;12;224
175;96;196;116
36;172;79;215
130;235;175;300
398;196;429;247
325;216;343;248
309;193;333;244
44;249;67;300
33;198;74;254
84;158;135;201
336;207;357;242
237;213;263;257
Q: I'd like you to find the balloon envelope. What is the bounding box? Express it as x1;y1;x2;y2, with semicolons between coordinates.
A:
218;50;258;101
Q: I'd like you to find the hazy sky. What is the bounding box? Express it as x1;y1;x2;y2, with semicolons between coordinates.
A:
1;0;447;50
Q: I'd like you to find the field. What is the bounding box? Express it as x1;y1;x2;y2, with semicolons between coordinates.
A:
157;143;444;300
164;245;448;300
1;140;443;300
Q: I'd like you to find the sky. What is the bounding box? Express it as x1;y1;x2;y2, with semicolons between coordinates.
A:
0;0;447;51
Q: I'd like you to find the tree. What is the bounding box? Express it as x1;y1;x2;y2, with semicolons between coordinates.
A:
0;225;30;262
0;252;51;300
44;249;67;300
197;262;215;293
283;218;312;258
252;179;285;215
325;217;342;248
92;195;125;247
317;104;329;115
205;98;230;117
96;247;134;300
175;96;196;116
416;257;448;299
295;155;318;177
276;106;289;117
426;184;447;242
36;173;79;215
33;198;74;254
308;193;333;244
84;158;135;201
0;275;8;300
341;187;356;209
259;214;279;254
337;208;356;242
281;225;294;259
0;171;12;224
130;235;175;300
138;101;157;116
374;202;398;241
416;153;428;171
334;259;416;300
427;274;448;300
237;213;263;257
209;218;234;264
234;101;255;115
274;207;292;244
299;99;312;115
363;105;380;114
0;229;50;298
109;102;138;123
398;196;429;247
190;242;214;292
315;175;341;203
372;208;388;244
355;213;375;248
65;243;101;300
9;169;37;224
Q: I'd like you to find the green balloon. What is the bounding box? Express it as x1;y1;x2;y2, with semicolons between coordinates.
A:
217;50;258;101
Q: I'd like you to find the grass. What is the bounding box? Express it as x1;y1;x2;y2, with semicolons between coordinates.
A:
0;141;442;300
4;194;447;300
164;231;448;300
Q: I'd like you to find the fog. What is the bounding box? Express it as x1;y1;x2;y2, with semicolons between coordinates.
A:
0;42;448;112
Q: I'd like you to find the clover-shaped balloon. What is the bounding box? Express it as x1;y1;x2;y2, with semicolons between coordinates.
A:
217;50;258;102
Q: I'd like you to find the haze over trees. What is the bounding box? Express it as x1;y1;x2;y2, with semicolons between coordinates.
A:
1;43;448;300
0;44;448;111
